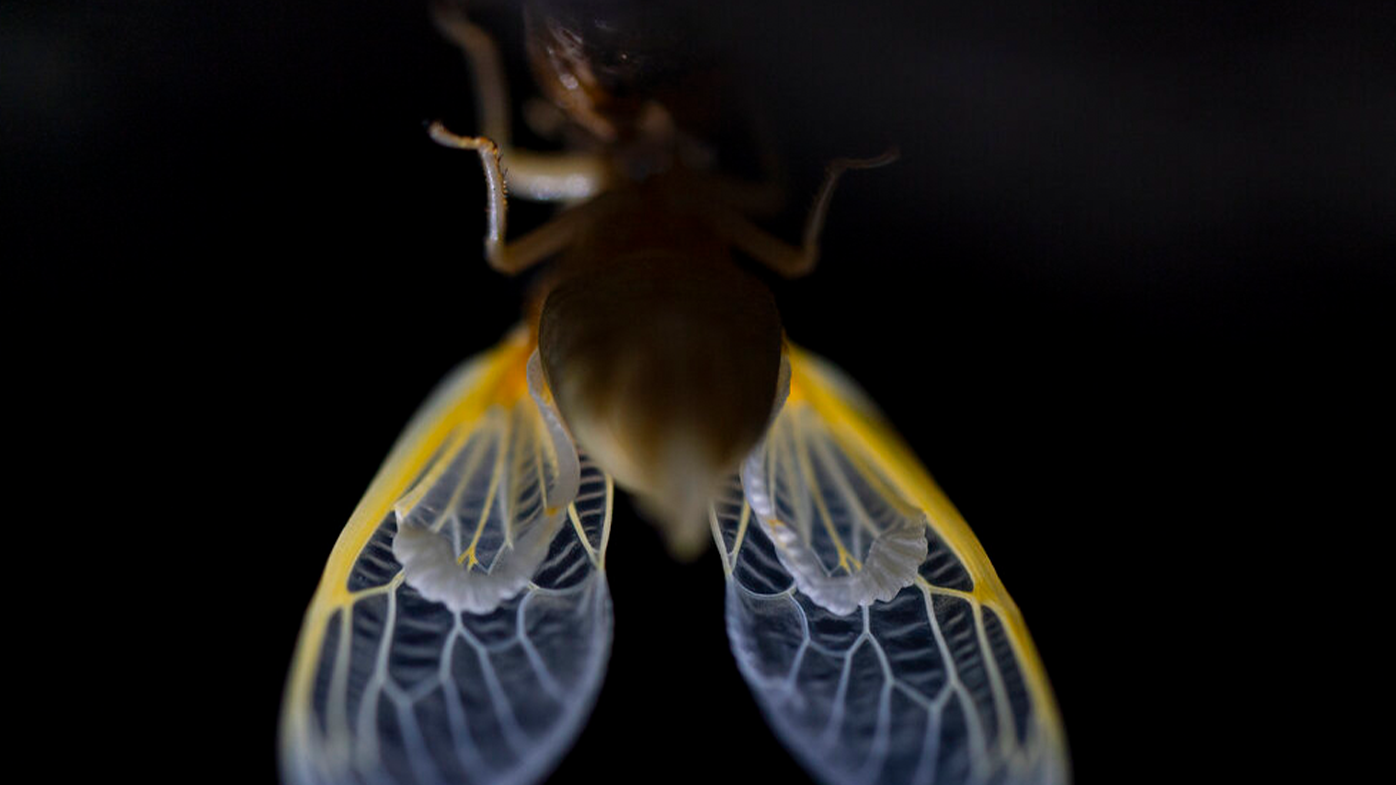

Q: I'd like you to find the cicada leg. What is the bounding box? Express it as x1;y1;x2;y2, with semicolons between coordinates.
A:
432;1;608;199
713;149;899;279
429;125;604;274
430;2;610;274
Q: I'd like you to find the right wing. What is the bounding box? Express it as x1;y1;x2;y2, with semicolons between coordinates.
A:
280;328;614;785
714;346;1068;785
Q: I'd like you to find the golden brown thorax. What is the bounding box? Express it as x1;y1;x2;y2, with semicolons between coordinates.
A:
534;170;784;558
516;2;784;556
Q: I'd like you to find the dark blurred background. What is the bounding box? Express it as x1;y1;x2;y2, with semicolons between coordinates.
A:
7;0;1390;782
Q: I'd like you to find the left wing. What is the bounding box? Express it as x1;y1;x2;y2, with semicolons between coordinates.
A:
715;346;1068;785
280;329;614;785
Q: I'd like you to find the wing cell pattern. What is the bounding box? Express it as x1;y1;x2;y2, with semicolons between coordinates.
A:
290;456;610;785
283;337;614;785
744;405;930;614
390;351;580;615
714;349;1067;785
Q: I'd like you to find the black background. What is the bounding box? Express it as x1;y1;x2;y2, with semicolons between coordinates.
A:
6;0;1391;782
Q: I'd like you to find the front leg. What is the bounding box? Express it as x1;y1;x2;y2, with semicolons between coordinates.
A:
429;124;598;275
431;1;609;203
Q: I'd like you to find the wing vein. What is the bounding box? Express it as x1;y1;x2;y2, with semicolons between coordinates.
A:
441;623;492;778
516;590;567;702
325;603;354;769
432;424;489;539
973;600;1019;759
353;590;398;771
792;416;850;575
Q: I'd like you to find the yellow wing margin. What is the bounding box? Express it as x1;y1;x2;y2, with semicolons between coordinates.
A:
717;344;1067;785
282;329;533;724
280;327;614;785
788;344;1068;774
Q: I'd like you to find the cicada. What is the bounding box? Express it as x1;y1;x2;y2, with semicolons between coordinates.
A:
280;2;1067;783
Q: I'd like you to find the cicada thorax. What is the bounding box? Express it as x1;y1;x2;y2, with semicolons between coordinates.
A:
512;0;782;559
533;177;783;559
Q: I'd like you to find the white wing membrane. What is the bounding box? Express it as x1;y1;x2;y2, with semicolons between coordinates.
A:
714;349;1067;785
391;353;580;614
743;404;930;615
282;338;614;785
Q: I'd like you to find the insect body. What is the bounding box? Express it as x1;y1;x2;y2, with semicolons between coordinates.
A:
280;3;1068;784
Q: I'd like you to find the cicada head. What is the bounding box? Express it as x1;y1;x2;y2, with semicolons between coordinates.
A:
522;0;714;142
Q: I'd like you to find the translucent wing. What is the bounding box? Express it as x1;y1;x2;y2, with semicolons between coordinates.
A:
714;346;1068;785
281;329;614;785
